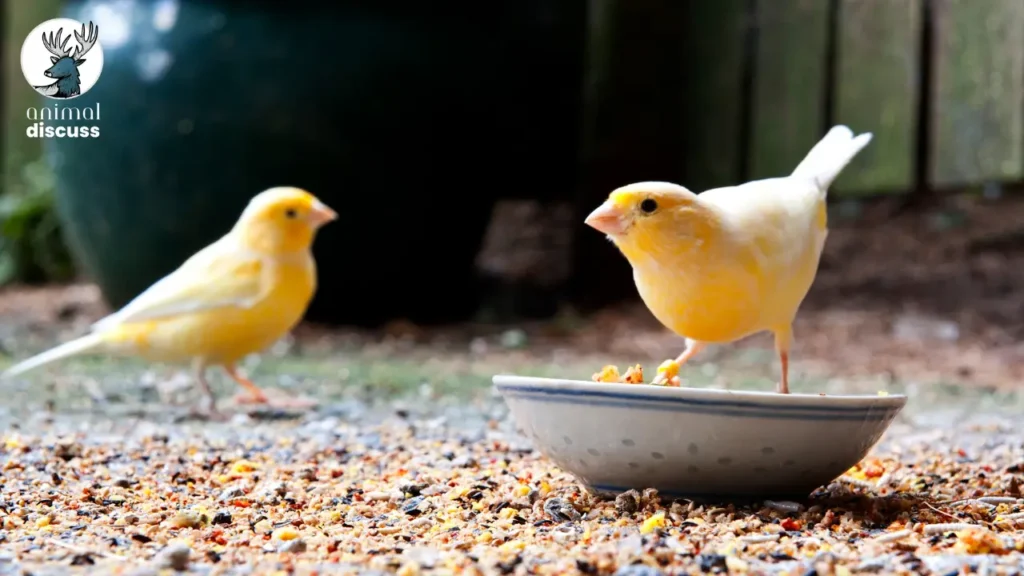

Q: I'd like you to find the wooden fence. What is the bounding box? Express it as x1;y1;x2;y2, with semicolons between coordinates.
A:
572;0;1024;307
577;0;1024;197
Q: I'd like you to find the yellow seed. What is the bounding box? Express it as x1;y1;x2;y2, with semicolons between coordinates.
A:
397;564;421;576
539;481;552;496
657;360;679;380
35;516;52;528
477;531;493;543
446;486;470;500
499;508;519;520
272;526;300;541
3;516;24;529
621;364;644;384
725;556;749;573
499;540;525;553
513;485;530;497
230;460;259;474
169;511;203;529
592;365;621;383
640;511;667;535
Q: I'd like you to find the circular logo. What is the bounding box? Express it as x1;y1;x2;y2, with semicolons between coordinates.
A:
20;18;104;100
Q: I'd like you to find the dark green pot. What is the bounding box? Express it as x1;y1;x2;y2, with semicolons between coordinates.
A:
46;1;585;325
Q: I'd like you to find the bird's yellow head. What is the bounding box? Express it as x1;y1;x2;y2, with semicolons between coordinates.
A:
584;181;715;263
233;187;337;254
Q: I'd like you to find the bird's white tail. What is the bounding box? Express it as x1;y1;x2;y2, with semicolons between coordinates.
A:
1;332;105;379
791;125;873;192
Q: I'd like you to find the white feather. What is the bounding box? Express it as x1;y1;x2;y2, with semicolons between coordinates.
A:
790;125;874;193
1;333;104;379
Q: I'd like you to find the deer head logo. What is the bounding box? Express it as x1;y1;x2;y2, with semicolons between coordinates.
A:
29;21;100;99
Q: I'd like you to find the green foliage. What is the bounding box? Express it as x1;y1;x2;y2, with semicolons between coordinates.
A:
0;159;75;286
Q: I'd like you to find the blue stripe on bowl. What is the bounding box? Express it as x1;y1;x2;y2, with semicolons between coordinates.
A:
495;382;900;413
500;389;898;421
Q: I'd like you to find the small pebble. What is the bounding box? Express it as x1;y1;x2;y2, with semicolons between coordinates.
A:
155;542;191;571
402;496;431;516
615;490;640;515
218;487;246;502
279;538;307;553
614;564;664;576
544;498;581;523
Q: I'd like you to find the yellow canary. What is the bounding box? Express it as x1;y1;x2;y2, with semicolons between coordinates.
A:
1;186;337;411
584;125;872;393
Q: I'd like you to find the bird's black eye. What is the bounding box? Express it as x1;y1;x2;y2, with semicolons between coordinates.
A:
284;208;298;219
640;198;658;214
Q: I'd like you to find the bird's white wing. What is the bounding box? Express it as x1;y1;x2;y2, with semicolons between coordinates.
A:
699;177;825;272
91;239;267;331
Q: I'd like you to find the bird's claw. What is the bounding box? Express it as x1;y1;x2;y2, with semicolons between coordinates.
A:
231;389;317;410
234;392;270;405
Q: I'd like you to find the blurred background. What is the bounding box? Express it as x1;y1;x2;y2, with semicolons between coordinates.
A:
1;0;1022;398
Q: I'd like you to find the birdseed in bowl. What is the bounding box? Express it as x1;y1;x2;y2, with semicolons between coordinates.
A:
591;362;683;387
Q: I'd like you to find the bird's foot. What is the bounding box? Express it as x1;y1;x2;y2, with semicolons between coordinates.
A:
776;381;790;394
231;388;318;410
233;390;270;405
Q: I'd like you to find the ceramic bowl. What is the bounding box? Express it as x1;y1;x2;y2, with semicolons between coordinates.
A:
493;375;907;499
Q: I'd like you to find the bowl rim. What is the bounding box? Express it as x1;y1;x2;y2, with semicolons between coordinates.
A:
492;374;908;411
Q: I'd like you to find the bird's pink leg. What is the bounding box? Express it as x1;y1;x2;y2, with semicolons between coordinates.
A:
223;363;270;404
778;352;790;394
774;327;792;394
188;359;227;421
224;363;318;410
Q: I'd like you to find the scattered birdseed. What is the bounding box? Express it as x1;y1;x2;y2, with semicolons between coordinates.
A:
1;403;1023;574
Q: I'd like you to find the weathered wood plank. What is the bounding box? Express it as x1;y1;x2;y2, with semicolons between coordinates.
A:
833;0;921;195
573;0;688;308
679;0;748;192
748;0;830;181
930;0;1024;187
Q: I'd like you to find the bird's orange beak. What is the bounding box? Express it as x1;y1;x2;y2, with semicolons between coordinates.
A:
309;200;338;228
584;201;627;236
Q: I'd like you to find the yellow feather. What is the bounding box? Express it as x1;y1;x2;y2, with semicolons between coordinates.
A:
586;126;872;390
2;186;336;406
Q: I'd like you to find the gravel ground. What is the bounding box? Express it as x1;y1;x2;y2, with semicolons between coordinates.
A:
1;386;1024;575
2;284;1024;574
